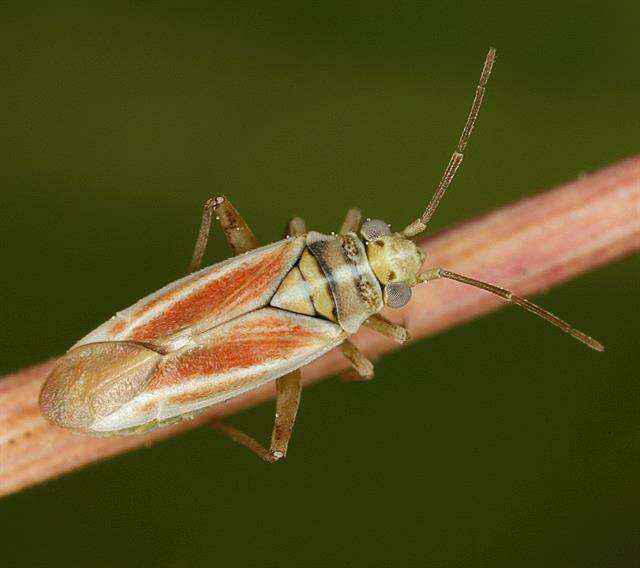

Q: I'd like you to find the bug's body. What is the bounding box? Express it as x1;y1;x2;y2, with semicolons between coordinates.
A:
40;231;395;434
39;49;603;462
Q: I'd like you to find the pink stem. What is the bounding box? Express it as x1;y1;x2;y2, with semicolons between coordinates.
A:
1;154;638;498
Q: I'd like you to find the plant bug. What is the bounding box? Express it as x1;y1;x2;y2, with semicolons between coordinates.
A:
39;48;603;462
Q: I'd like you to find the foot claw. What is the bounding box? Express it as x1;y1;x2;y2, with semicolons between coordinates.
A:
264;450;285;463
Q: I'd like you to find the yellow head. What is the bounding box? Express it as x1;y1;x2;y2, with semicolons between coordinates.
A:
360;219;425;308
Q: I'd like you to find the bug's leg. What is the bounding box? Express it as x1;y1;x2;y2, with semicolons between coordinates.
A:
211;422;272;460
210;214;308;462
188;197;217;272
268;369;303;461
212;371;302;462
211;195;260;257
339;208;363;234
284;216;306;238
339;340;374;381
189;195;259;272
241;214;311;460
363;313;410;343
210;369;302;463
419;268;604;351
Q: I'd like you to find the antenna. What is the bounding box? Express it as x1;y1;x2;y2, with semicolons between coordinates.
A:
418;268;604;351
402;48;496;237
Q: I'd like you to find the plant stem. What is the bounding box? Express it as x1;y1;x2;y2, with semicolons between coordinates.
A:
1;154;639;498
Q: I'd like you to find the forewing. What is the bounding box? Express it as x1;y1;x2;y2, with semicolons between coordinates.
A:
75;237;306;350
90;308;347;433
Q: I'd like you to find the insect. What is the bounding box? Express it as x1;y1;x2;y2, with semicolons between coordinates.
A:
39;48;603;462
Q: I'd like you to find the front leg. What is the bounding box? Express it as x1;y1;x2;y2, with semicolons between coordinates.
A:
363;313;410;343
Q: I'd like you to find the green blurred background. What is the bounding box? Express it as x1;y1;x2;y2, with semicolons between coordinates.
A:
1;2;638;566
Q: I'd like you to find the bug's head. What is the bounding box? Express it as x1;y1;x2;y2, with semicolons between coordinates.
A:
360;219;425;308
357;49;497;309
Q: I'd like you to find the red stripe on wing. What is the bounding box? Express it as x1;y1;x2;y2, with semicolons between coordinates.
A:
147;312;326;390
145;308;345;402
129;241;300;342
109;321;127;334
83;309;345;432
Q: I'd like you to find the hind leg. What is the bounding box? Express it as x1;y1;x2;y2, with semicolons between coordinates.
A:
189;195;259;272
211;369;302;463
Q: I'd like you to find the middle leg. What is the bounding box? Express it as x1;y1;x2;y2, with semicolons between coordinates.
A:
339;340;374;381
339;207;363;234
210;212;308;462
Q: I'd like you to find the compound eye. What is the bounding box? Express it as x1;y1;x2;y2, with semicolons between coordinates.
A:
383;282;412;308
360;219;391;241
